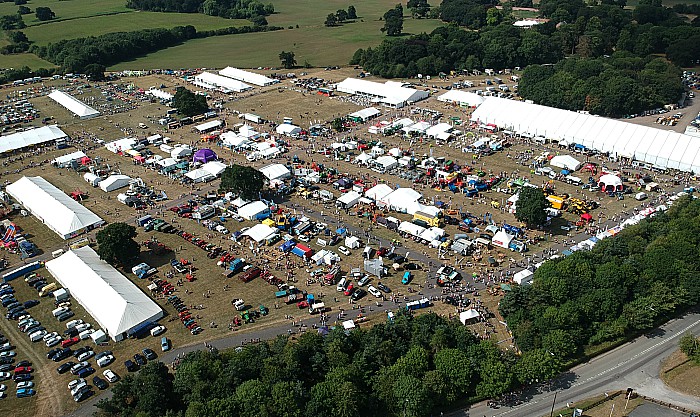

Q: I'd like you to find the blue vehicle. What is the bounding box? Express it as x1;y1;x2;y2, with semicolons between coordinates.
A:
16;388;36;398
161;337;171;352
402;271;412;285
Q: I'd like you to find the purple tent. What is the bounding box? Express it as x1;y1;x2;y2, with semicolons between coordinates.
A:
192;148;217;163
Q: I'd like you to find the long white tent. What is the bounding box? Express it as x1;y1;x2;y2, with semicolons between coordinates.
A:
6;176;105;239
48;90;100;119
472;97;700;172
219;67;279;86
45;247;163;341
0;125;68;154
335;78;429;108
192;72;253;93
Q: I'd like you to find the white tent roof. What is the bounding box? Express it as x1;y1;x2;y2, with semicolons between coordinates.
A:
472;96;700;172
550;154;582;171
402;121;431;134
6;176;104;239
237;200;269;220
398;221;426;237
599;174;622;187
193;72;252;92
0;125;67;154
438;90;485;107
380;188;422;211
48;90;100;119
260;163;291;181
459;309;480;324
99;174;131;192
53;150;86;166
354;152;373;164
171;146;192;159
425;123;452;138
146;88;173;101
349;107;381;120
185;168;214;182
219;67;278;86
201;161;226;177
492;230;514;249
230;196;250;208
195;120;222;132
335;78;428;107
221;132;252;148
514;269;534;285
157;157;177;168
45;247;163;341
105;138;136;153
375;155;398;168
241;223;277;242
238;124;259;139
276;124;302;136
365;184;393;201
337;190;362;206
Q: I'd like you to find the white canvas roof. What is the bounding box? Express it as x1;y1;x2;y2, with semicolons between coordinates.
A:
221;132;252;149
193;72;252;92
195;120;222;132
550;154;582;171
157;157;177;168
0;125;67;154
398;221;425;237
45;247;163;341
238;125;259;139
380;188;422;212
146;88;173;101
472;96;700;172
354;152;373;164
6;176;104;239
337;190;362;207
48;90;100;119
459;309;480;324
171;146;192;159
438;90;485;107
375;155;398;168
219;67;278;86
425;123;452;138
53;150;86;166
492;230;514;249
335;78;428;108
237;200;269;220
105;138;136;153
260;163;290;181
402;121;431;134
276;124;302;136
241;223;277;242
201;161;226;177
185;168;214;183
514;269;534;285
365;184;393;201
99;174;131;192
349;107;381;121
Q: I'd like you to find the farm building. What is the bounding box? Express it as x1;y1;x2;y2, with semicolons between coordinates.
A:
192;72;253;93
0;125;68;154
334;78;429;108
348;107;381;122
471;96;700;172
259;163;291;181
48;90;100;119
437;90;485;107
45;247;163;342
6;176;105;239
219;67;279;86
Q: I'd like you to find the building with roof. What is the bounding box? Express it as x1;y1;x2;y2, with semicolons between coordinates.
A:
259;163;291;181
425;123;453;140
437;90;485;107
237;201;270;220
48;90;100;119
380;188;423;213
0;125;68;154
349;107;381;122
334;78;429;108
45;247;163;341
192;72;253;93
471;97;700;172
195;120;222;133
276;124;302;136
219;67;279;86
6;176;105;239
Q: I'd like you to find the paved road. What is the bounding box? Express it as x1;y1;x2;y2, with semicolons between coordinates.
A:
453;311;700;417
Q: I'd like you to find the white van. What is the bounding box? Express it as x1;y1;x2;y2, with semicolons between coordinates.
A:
336;277;347;292
635;192;648;201
52;306;69;317
564;175;582;185
79;329;94;340
66;319;83;329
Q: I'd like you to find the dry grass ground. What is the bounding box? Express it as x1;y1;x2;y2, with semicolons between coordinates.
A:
549;393;645;417
660;350;700;398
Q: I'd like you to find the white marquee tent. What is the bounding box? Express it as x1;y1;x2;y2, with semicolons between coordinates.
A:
45;247;163;341
48;90;100;119
99;174;131;192
237;201;269;220
471;97;700;172
349;107;381;121
459;309;481;324
550;154;582;171
425;123;453;140
146;88;173;101
201;161;227;177
219;67;279;86
241;223;277;242
53;150;87;167
105;138;137;153
380;188;422;212
336;190;362;208
513;269;534;285
0;125;68;154
276;124;302;136
492;230;514;249
365;184;394;201
437;90;485;107
195;120;222;133
221;132;252;149
185;168;215;183
6;176;105;239
335;78;428;108
259;163;291;181
192;72;252;93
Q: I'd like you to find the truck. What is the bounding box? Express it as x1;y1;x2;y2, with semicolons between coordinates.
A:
412;211;444;227
546;195;566;210
509;240;527;253
308;302;326;314
239;267;261;283
228;258;246;274
132;263;157;279
323;266;341;285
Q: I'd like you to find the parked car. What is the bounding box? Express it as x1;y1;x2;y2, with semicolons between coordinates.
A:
161;337;171;352
16;381;33;390
0;365;12;373
57;310;75;322
70;361;89;375
13;373;32;382
13;366;32;374
142;348;157;361
45;335;62;348
351;288;367;301
337;246;350;256
76;366;94;378
57;362;75;374
93;376;108;390
133;354;147;366
124;360;138;372
96;354;114;368
15;360;30;368
76;350;94;362
22;300;39;309
68;378;85;390
51;348;72;362
150;325;165;337
368;285;382;298
16;388;35;398
73;388;91;402
62;337;79;348
0;351;15;358
343;283;354;296
377;282;391;293
0;372;10;381
102;369;118;383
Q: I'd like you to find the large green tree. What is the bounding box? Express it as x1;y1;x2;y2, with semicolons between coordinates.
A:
172;87;208;117
219;164;266;200
279;51;297;69
382;4;404;36
514;187;548;227
35;6;55;21
95;222;140;266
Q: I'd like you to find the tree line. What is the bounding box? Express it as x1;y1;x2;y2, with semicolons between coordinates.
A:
97;312;562;417
125;0;274;23
30;24;280;74
500;195;700;361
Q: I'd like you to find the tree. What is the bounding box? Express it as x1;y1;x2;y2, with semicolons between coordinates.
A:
407;0;430;17
515;348;562;384
219;165;266;200
7;31;28;44
679;332;700;363
331;117;345;131
96;223;140;266
35;6;55;21
514;186;548;227
382;5;404;36
336;9;348;22
325;13;338;27
84;63;106;81
347;5;357;19
279;51;296;69
17;5;30;15
172;87;208;117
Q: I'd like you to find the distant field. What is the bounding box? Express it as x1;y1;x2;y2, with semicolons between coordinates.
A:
0;53;55;70
112;18;443;70
0;0;129;25
22;12;248;45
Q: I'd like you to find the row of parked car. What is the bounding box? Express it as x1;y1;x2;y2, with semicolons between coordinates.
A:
0;281;37;399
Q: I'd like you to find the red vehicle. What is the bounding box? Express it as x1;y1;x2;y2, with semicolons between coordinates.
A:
344;283;354;296
61;337;79;348
14;366;32;374
296;301;309;309
239;267;261;283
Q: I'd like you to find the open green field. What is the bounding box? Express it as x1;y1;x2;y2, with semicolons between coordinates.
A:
22;12;248;45
0;0;129;25
0;53;54;70
112;17;443;70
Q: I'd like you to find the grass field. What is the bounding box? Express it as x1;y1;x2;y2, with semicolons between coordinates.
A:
0;0;129;25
